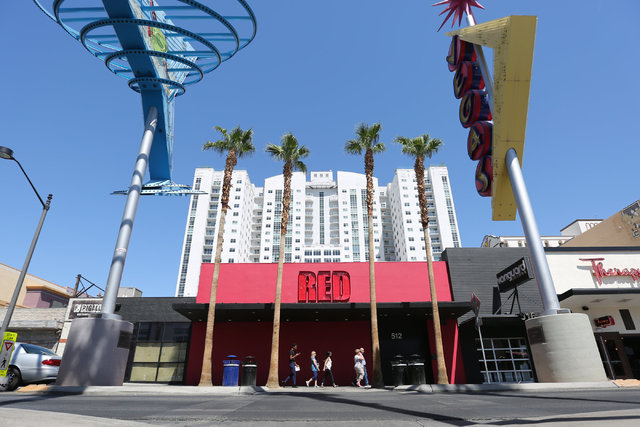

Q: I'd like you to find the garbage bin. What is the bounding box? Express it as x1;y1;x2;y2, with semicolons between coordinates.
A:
407;354;426;385
222;355;240;386
241;356;257;386
390;355;407;387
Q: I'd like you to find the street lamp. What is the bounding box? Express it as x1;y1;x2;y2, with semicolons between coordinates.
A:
0;146;52;341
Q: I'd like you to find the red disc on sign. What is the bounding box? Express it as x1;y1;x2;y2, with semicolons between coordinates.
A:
459;90;492;128
453;61;484;99
446;35;476;72
467;121;492;160
475;155;493;197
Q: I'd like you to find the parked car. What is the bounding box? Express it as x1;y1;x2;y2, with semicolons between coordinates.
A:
0;343;61;391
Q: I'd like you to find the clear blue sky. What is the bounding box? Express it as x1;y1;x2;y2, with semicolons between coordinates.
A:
1;1;636;297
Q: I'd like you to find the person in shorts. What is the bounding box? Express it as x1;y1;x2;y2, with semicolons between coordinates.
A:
353;348;365;388
305;350;320;387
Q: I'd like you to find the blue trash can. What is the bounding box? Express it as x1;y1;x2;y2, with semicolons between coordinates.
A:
222;355;240;386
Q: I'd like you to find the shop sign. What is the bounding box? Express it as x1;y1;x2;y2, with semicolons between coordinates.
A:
298;271;351;303
496;257;534;293
579;258;640;285
594;315;615;328
69;300;102;319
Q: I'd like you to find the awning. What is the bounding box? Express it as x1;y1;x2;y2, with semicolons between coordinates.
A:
558;288;640;308
173;301;471;323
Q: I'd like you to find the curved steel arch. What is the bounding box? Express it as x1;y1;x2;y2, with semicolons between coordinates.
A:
33;0;257;184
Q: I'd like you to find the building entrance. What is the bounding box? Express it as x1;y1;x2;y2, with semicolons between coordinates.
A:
378;316;432;385
595;332;639;379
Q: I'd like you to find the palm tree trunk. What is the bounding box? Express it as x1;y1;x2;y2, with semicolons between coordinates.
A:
365;149;383;387
198;210;226;386
266;162;292;387
199;150;236;386
415;158;448;384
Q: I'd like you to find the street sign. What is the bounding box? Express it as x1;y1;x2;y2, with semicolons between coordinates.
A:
0;332;18;377
471;292;482;328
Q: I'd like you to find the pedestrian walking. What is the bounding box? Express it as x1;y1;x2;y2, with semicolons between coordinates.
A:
281;343;301;387
320;351;337;387
360;347;371;388
353;348;365;388
305;350;320;387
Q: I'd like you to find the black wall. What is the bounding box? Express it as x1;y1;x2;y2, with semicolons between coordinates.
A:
442;248;544;322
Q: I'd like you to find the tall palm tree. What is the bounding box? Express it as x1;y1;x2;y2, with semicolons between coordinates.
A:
394;133;448;384
345;122;385;388
265;133;310;388
198;126;255;386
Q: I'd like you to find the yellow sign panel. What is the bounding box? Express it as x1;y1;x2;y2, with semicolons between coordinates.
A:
448;16;537;221
0;332;18;377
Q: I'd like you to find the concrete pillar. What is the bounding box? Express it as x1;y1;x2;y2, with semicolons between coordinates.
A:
56;317;133;386
526;313;606;382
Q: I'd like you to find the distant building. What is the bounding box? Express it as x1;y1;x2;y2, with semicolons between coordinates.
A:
481;219;603;248
176;167;461;297
562;200;640;247
0;263;78;308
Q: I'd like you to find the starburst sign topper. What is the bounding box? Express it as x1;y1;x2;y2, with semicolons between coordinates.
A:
433;0;485;30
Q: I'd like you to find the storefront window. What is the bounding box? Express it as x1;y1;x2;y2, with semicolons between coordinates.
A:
476;337;534;383
126;322;190;383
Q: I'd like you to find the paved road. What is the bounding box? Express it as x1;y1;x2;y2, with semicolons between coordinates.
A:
1;388;640;426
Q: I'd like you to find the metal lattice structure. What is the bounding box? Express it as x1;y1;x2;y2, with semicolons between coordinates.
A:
34;0;257;194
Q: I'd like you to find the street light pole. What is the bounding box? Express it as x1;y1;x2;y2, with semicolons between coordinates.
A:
0;146;52;340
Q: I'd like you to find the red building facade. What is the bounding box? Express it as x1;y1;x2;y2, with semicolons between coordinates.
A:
180;261;468;386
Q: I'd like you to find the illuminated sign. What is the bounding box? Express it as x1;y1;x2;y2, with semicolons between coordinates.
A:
579;258;640;285
298;271;351;303
594;315;615;328
446;35;493;198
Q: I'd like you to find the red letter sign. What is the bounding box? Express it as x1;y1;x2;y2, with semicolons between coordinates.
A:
298;271;316;303
332;271;351;301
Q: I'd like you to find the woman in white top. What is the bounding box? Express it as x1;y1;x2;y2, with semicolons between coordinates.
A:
353;349;365;388
320;351;337;387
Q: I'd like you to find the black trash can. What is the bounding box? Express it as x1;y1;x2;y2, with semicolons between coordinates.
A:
222;355;240;386
241;356;257;386
390;355;407;387
407;354;426;385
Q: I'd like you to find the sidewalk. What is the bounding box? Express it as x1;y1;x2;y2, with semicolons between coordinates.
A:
14;379;640;396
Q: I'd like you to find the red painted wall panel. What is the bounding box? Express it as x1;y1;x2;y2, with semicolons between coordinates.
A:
186;320;373;386
196;262;452;304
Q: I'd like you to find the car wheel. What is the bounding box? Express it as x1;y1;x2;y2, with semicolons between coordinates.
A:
4;367;22;391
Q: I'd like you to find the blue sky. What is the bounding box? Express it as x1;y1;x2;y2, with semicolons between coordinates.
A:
1;1;636;297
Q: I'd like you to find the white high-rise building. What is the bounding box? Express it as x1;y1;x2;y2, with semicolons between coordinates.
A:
175;166;461;297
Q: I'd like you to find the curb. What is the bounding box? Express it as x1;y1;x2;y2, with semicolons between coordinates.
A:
12;380;639;396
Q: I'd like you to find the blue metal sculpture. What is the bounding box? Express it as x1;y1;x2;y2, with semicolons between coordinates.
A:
34;0;257;192
33;0;257;318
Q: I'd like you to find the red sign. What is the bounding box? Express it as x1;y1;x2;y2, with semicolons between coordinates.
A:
594;315;615;328
580;258;640;285
298;271;351;303
4;342;12;351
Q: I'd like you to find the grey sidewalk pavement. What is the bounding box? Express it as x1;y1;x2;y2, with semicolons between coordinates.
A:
5;407;640;427
12;379;640;396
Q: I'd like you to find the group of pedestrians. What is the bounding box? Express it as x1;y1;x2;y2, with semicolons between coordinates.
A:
280;343;370;388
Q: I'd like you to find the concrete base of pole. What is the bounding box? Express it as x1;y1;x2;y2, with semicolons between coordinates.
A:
526;313;606;382
56;317;133;386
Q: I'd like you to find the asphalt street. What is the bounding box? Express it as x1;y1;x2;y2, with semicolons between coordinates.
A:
1;388;640;426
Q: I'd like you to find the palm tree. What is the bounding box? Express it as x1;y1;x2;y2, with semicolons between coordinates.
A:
198;126;255;386
394;133;448;384
345;122;385;388
265;133;310;388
